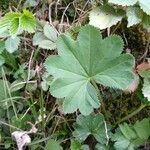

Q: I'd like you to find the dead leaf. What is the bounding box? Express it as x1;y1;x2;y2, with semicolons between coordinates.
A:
12;122;37;150
137;62;150;71
12;131;31;150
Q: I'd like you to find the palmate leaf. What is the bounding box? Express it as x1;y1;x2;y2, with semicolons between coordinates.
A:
73;113;110;144
112;119;150;150
45;25;134;115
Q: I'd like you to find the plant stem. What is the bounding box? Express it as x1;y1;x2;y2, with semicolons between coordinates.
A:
91;80;108;119
115;103;146;126
2;67;18;119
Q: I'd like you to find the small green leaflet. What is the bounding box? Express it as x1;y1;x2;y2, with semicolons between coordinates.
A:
5;36;20;53
112;119;150;150
33;23;57;50
39;40;56;50
44;24;57;42
10;18;20;35
24;0;38;7
45;25;134;115
0;9;36;36
33;32;47;45
0;9;36;53
89;5;125;30
20;9;36;33
0;12;21;35
73;113;110;144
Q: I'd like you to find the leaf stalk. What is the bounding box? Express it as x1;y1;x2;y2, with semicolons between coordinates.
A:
114;103;147;126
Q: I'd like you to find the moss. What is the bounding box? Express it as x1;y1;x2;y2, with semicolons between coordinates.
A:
114;20;148;60
103;88;150;125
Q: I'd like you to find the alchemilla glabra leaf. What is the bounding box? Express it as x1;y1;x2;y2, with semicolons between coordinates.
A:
45;25;135;115
73;113;110;144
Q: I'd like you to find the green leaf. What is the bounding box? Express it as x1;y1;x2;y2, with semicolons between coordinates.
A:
71;140;81;150
89;5;124;30
142;78;150;101
33;24;57;50
1;50;18;70
5;36;20;53
9;18;20;36
108;0;137;6
113;137;131;150
113;119;150;150
73;113;110;144
20;9;36;33
0;10;36;35
133;118;150;140
70;139;90;150
24;0;38;7
44;24;58;42
44;139;63;150
45;25;134;115
139;0;150;15
126;6;143;27
39;40;56;50
119;123;137;140
0;12;21;34
33;32;47;46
